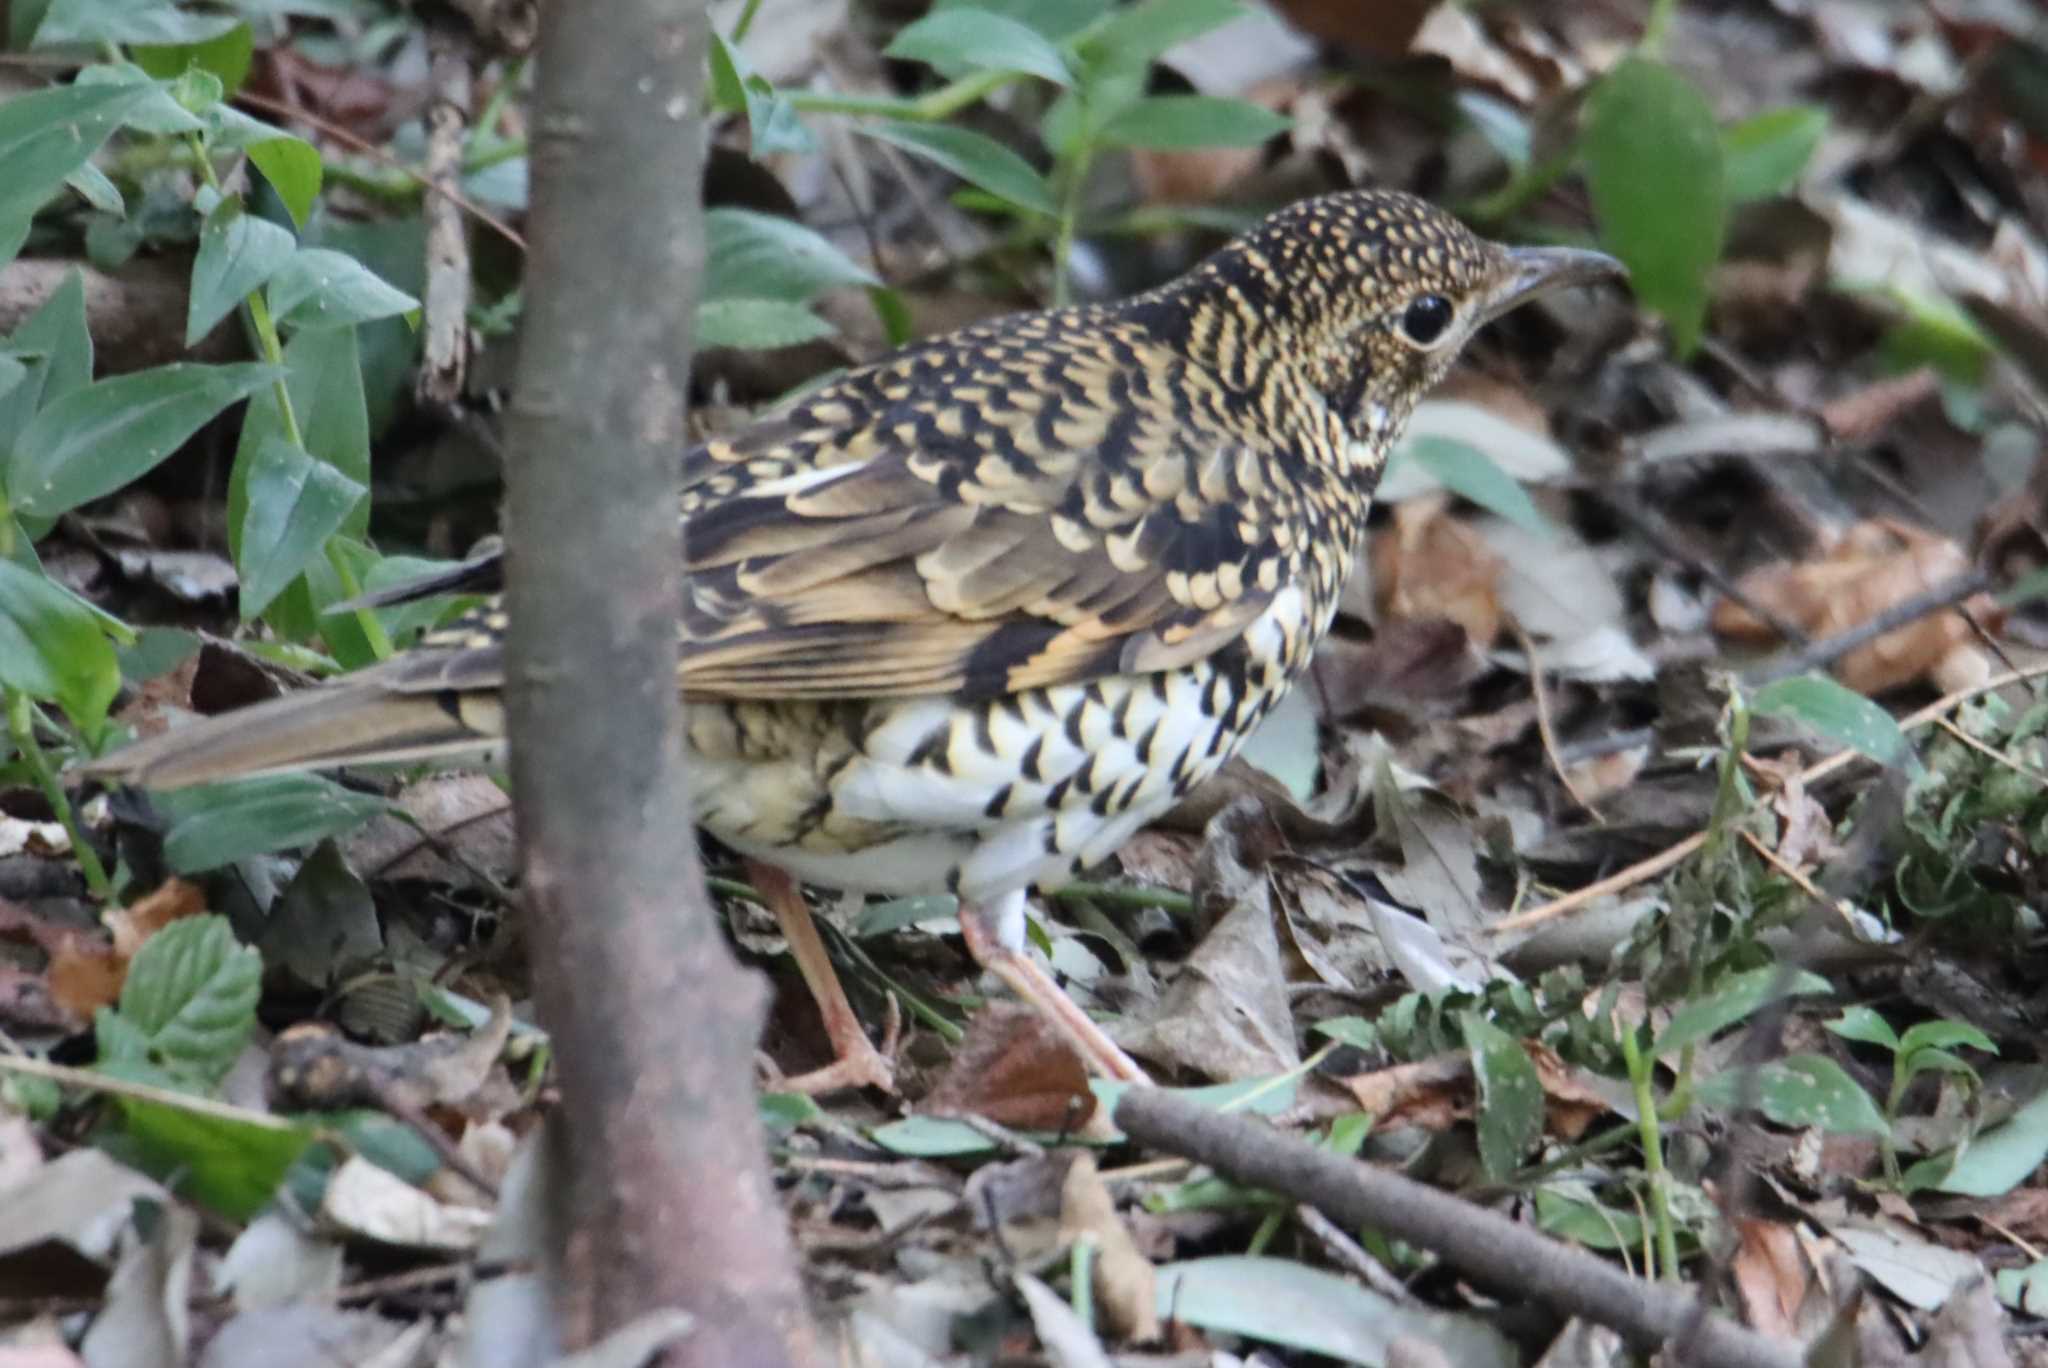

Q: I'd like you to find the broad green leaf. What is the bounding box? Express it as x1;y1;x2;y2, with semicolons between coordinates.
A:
704;208;877;304
0;81;157;222
100;915;260;1086
1877;284;1996;386
0;267;91;450
7;361;278;518
73;60;202;134
1998;1260;2048;1316
156;773;393;872
1914;1087;2048;1196
852;894;958;937
1753;674;1911;768
0;557;118;737
1534;1186;1646;1250
1154;1257;1517;1368
237;437;368;618
1311;1016;1379;1051
936;0;1106;42
1395;435;1553;536
1897;1020;1997;1059
858;120;1056;216
1097;95;1289;150
697;297;835;349
1655;967;1831;1058
0;209;30;270
885;8;1072;86
168;65;223;115
34;0;239;46
1076;0;1244;69
1721;106;1826;202
0;354;25;403
240;132;322;228
187;201;295;345
1462;1012;1542;1181
131;22;255;96
267;248;418;331
231;324;370;574
1583;58;1724;356
99;1088;315;1220
1695;1054;1889;1136
1825;1006;1899;1051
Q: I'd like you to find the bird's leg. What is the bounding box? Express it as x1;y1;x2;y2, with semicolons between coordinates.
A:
958;891;1151;1084
745;860;897;1094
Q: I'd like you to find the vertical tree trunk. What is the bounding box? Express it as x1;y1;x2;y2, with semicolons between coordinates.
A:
501;2;815;1361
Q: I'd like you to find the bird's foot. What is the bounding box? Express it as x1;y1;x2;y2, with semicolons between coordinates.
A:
761;994;901;1095
958;901;1151;1085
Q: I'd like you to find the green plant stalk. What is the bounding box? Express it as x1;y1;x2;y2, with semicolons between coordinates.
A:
1641;0;1679;57
788;67;1022;125
1619;1026;1680;1280
1051;143;1095;308
1053;880;1193;915
1879;1060;1908;1186
7;690;112;901
1069;1233;1096;1327
1245;1207;1285;1258
185;135;393;661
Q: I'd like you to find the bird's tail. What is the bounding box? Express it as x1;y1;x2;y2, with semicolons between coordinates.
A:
80;679;503;789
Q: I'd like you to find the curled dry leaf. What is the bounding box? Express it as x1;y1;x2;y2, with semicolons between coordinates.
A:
1712;517;2004;694
1342;1043;1616;1141
920;1002;1102;1136
1731;1218;1814;1342
318;1156;491;1250
1058;1152;1159;1343
1370;494;1505;649
47;878;208;1024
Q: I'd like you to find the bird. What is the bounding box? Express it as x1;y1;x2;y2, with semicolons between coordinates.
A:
83;190;1624;1094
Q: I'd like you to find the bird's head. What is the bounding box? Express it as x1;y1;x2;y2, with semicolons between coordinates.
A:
1180;190;1626;457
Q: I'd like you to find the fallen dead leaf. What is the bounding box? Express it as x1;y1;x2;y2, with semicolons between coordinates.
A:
1058;1152;1159;1342
920;1002;1101;1136
1732;1218;1815;1341
1713;517;2004;694
1370;494;1505;649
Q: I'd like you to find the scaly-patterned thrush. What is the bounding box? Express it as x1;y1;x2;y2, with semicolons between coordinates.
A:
85;190;1624;1092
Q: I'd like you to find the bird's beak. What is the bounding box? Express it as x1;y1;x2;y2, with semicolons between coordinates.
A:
1479;245;1628;324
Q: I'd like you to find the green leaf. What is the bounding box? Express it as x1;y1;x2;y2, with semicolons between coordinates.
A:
7;361;278;518
99;915;260;1087
237;437;368;619
186;200;295;345
131;22;255;97
1396;435;1553;536
1096;95;1289;150
267;248;418;331
696;298;835;350
1825;1006;1900;1051
1753;674;1911;769
0;81;157;223
1695;1054;1889;1136
708;33;816;157
64;162;124;214
155;773;393;872
937;0;1107;42
1534;1186;1646;1250
244;135;322;229
1311;1016;1379;1051
1655;967;1831;1058
73;60;202;135
0;267;91;452
1583;58;1724;356
1076;0;1245;68
704;208;878;303
858;120;1055;216
1721;106;1826;203
885;8;1072;86
1897;1020;1997;1059
231;325;370;567
1915;1087;2048;1197
0;557;119;737
95;1072;316;1220
1462;1012;1543;1180
1997;1260;2048;1316
34;0;239;46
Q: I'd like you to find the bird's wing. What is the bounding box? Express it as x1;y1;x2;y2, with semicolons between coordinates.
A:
394;320;1316;702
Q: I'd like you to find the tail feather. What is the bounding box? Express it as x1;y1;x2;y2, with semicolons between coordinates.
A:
82;680;503;789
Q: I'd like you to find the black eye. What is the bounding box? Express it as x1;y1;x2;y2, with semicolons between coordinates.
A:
1399;294;1454;346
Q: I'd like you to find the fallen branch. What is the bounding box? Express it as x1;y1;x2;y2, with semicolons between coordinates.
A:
1113;1090;1803;1368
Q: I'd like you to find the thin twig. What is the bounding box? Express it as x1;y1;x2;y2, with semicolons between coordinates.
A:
0;1051;300;1129
1930;716;2048;787
417;27;477;407
1510;618;1603;821
1745;570;1992;685
1736;829;1861;928
1606;488;1809;646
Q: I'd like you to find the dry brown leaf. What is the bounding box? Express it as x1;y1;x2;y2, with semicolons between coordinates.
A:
1058;1152;1159;1342
47;879;208;1023
1525;1041;1613;1141
1342;1053;1473;1131
921;1003;1101;1135
1711;517;2003;694
1370;494;1505;648
1732;1218;1814;1341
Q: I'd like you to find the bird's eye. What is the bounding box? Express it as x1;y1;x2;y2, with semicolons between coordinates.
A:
1399;294;1455;347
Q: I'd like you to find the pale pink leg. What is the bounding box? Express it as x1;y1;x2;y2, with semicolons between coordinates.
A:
957;892;1151;1084
747;861;897;1095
